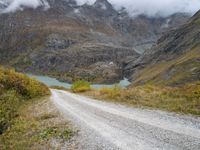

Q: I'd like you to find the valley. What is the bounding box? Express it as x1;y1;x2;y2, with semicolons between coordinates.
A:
0;0;200;149
0;0;190;84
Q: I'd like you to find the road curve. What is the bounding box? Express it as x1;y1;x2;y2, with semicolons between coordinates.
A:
51;89;200;150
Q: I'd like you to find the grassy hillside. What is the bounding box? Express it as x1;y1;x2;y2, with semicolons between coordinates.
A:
0;67;50;134
85;82;200;115
132;46;200;86
85;46;200;115
0;67;77;149
126;10;200;87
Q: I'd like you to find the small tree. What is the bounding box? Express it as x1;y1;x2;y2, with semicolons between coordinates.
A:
71;80;91;93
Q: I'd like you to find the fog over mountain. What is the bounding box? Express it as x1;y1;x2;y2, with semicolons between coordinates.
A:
77;0;200;17
1;0;200;17
0;0;49;13
0;0;198;84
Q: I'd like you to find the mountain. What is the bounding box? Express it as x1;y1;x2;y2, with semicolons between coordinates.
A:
125;10;200;86
0;0;190;83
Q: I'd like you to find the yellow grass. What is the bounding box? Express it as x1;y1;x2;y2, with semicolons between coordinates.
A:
85;82;200;116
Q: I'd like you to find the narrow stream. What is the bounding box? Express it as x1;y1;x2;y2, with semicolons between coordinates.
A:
27;74;131;89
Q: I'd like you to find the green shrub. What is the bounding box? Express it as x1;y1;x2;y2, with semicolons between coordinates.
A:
38;127;74;140
0;66;50;134
0;90;20;134
0;67;50;98
71;80;91;93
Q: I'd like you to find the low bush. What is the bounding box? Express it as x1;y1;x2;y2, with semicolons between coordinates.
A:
0;67;49;98
71;80;91;93
100;85;121;99
38;127;74;141
0;90;20;134
0;66;50;134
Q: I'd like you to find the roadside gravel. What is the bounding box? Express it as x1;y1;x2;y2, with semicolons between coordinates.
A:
51;89;200;150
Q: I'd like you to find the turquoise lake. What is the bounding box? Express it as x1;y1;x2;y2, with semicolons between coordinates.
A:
27;74;131;89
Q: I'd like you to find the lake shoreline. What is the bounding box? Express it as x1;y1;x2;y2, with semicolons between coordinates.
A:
27;74;131;89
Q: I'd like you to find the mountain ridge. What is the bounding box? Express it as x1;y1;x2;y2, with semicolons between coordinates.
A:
126;10;200;86
0;0;191;83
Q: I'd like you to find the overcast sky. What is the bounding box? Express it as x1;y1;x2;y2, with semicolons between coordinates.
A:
77;0;200;17
1;0;200;17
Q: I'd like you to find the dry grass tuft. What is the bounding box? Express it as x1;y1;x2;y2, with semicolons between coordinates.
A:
71;80;91;93
85;82;200;115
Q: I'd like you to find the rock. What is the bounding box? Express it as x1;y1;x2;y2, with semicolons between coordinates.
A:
71;61;121;84
45;34;75;50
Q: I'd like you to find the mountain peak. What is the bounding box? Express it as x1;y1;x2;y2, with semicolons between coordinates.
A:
93;0;113;10
0;0;8;11
95;0;109;3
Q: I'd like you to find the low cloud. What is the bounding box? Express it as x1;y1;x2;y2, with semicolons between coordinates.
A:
76;0;200;17
1;0;49;13
1;0;200;17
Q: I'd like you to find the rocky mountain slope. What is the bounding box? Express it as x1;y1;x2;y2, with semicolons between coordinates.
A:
126;10;200;86
0;0;190;83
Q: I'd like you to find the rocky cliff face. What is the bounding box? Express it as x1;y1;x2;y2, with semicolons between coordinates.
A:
126;10;200;86
0;0;190;83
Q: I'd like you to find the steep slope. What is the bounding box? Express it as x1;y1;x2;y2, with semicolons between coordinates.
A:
125;10;200;86
0;0;189;83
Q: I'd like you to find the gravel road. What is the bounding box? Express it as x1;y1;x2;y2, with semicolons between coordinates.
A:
51;89;200;150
